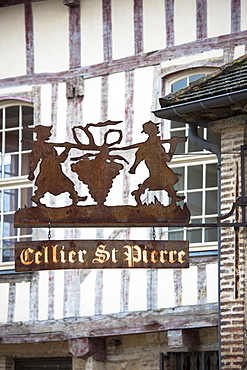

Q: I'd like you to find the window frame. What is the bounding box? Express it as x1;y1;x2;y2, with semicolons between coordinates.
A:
0;100;33;269
161;69;219;252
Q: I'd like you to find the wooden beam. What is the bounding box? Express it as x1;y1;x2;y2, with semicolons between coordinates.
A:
0;303;218;344
1;31;246;88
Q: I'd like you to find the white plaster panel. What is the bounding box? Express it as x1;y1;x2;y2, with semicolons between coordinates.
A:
112;0;135;59
0;5;26;79
133;66;154;142
102;270;121;314
80;271;96;316
81;0;104;66
143;0;166;52
206;263;218;303
157;269;175;308
108;72;125;121
182;266;197;305
40;84;52;126
0;283;9;323
56;82;68;142
174;0;196;45
83;77;102;124
38;270;49;320
128;269;147;311
241;0;247;31
54;270;64;319
160;49;224;70
234;45;246;59
207;0;231;38
14;282;30;322
33;0;69;73
0;86;33;97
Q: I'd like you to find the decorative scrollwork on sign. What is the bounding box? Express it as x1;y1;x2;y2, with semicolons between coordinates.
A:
15;120;190;227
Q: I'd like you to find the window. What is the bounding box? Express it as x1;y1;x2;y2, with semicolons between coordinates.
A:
162;71;220;251
15;358;72;370
165;351;218;370
0;102;33;265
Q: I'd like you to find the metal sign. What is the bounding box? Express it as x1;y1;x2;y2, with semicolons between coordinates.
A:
14;120;190;228
15;240;189;271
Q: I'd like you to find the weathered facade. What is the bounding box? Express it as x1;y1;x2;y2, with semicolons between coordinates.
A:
0;0;246;369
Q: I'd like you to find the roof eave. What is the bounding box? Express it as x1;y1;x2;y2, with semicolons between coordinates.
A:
152;89;247;124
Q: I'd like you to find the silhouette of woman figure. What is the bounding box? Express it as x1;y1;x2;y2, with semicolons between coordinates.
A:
26;125;87;206
127;121;186;206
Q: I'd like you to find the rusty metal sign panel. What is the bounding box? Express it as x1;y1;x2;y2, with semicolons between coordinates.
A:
14;120;190;228
15;240;189;271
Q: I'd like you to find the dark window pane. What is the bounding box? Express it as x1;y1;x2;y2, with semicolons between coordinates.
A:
171;78;187;92
6;106;19;129
171;120;186;129
173;167;184;191
4;154;19;177
187;192;202;216
189;74;205;83
5;130;19;153
187;228;202;243
21;187;32;208
22;128;33;151
206;163;217;187
188;165;203;189
205;227;218;242
205;190;218;214
4;189;18;212
3;239;16;262
3;214;17;237
22;106;33;126
21;153;30;176
168;229;184;240
0;132;2;153
0;108;2;129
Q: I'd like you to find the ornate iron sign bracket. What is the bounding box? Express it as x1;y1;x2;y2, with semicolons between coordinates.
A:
14;120;190;228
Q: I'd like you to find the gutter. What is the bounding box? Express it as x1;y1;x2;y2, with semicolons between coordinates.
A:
152;88;247;120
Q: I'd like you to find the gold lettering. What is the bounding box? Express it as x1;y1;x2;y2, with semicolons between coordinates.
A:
159;250;168;263
35;250;43;264
112;248;118;263
92;244;110;264
151;250;159;263
178;250;186;264
60;246;67;263
43;246;49;263
52;245;58;263
142;247;148;263
123;245;142;267
20;248;34;265
169;250;177;263
78;250;87;263
68;250;77;263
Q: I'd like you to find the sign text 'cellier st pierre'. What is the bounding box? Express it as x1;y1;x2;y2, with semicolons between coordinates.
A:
14;120;190;271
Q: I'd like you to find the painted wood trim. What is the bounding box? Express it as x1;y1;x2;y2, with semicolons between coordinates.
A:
102;0;113;61
69;5;81;68
165;0;174;47
196;0;207;40
1;31;247;87
25;2;34;74
0;303;218;343
134;0;143;54
231;0;241;33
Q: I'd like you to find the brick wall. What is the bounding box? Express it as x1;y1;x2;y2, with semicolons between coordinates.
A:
217;120;247;369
